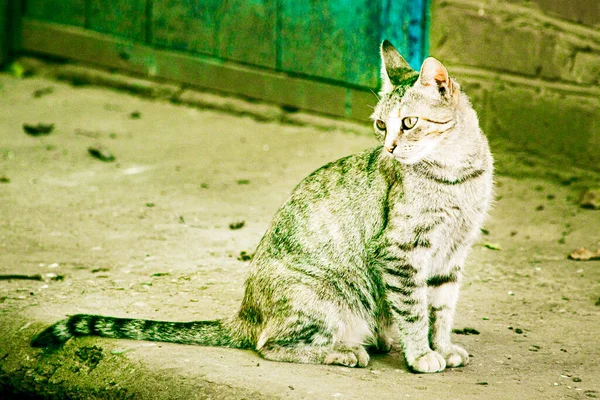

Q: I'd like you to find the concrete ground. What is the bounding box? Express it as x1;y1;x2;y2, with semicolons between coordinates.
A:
0;68;599;400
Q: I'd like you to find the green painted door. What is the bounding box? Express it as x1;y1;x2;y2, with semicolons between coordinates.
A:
18;0;429;118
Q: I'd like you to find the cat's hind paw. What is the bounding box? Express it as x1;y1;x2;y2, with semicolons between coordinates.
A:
324;345;369;368
442;345;469;368
408;351;446;373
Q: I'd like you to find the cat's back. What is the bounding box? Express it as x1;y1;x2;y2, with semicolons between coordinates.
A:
253;146;395;264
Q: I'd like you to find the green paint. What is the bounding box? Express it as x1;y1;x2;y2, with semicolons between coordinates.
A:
152;0;221;56
216;0;276;68
24;0;429;89
26;0;85;26
87;0;147;42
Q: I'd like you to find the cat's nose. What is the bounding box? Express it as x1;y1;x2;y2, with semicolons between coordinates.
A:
385;145;396;154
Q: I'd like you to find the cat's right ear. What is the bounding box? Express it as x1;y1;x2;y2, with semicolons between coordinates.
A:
419;57;460;102
380;40;415;95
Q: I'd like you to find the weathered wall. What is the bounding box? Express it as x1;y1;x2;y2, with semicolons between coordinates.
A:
430;0;600;169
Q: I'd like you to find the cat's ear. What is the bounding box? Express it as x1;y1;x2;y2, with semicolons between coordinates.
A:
419;57;460;101
380;40;415;94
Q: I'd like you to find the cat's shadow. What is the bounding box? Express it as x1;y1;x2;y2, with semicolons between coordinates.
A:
368;348;407;370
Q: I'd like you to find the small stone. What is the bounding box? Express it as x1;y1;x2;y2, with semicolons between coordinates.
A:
515;328;523;334
573;377;582;382
229;221;245;230
580;189;600;209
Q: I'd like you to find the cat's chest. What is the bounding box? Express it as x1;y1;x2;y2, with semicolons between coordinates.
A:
391;173;491;238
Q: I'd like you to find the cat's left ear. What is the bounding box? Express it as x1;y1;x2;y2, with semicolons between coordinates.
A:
419;57;460;101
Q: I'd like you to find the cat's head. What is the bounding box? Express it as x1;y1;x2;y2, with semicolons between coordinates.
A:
372;40;463;165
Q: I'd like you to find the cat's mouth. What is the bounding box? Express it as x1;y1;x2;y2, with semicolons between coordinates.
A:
387;148;423;165
387;139;439;165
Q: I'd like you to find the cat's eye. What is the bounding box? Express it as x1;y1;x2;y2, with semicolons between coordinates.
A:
402;117;418;130
375;119;387;131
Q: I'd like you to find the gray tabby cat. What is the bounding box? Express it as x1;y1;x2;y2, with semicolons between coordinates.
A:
32;40;493;373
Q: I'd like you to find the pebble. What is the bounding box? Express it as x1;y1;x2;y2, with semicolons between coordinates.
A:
580;189;600;209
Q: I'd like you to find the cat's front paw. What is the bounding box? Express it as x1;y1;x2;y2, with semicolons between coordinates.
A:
441;345;469;368
408;351;446;373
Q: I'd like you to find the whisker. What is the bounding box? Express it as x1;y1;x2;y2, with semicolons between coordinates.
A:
369;89;381;101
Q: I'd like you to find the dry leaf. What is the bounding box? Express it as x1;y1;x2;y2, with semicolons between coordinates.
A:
568;247;600;261
23;122;54;136
88;145;115;162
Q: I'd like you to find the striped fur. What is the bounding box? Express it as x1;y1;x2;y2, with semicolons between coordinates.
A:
32;41;493;374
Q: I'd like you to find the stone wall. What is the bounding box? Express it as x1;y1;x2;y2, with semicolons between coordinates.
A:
430;0;600;169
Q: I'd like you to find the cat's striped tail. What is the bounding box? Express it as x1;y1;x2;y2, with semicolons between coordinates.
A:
31;314;249;349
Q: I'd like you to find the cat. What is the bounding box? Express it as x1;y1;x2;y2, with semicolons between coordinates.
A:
32;40;493;374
